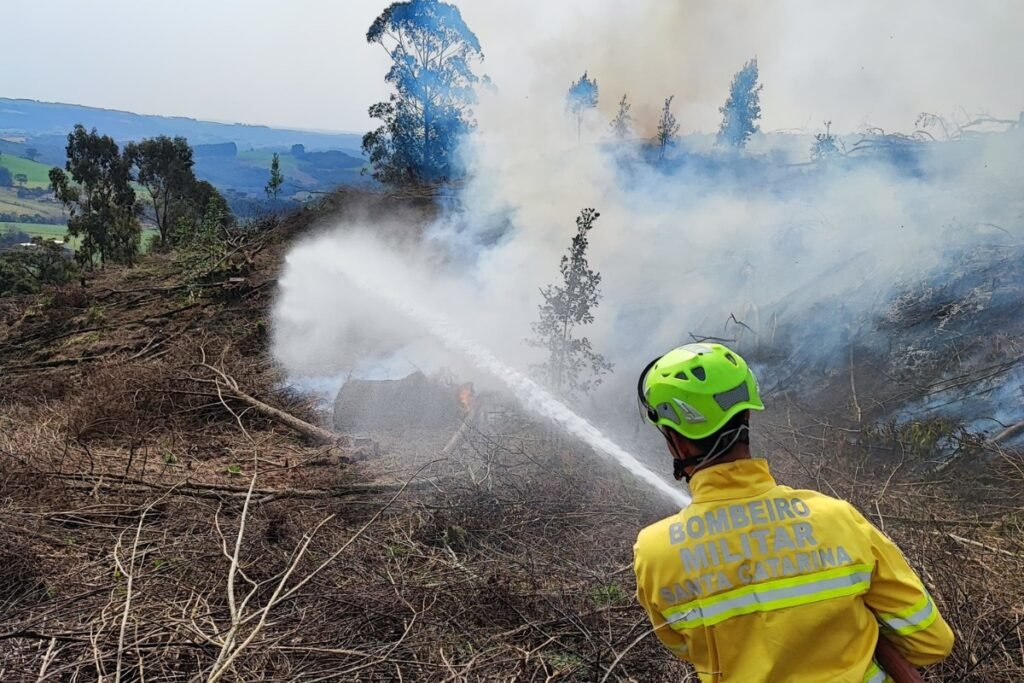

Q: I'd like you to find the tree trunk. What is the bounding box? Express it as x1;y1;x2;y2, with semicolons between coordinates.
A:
228;388;345;445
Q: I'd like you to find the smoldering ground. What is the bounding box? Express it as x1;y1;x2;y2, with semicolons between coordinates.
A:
272;1;1024;472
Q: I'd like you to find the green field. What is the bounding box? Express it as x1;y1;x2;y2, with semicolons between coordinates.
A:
2;222;77;249
2;223;159;252
0;187;66;220
0;154;54;188
236;150;317;188
237;149;300;171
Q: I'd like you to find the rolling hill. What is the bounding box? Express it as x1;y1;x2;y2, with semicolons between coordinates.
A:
0;153;52;188
0;98;371;199
0;98;363;155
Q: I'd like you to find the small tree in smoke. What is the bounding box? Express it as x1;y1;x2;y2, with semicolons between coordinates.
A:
609;94;632;140
265;152;284;201
656;96;680;160
363;0;483;185
717;57;762;149
566;72;599;142
529;207;613;395
810;120;843;162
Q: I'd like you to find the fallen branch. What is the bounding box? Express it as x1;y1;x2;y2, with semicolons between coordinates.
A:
992;420;1024;444
203;460;437;682
46;471;438;503
228;386;342;445
941;531;1022;560
442;401;481;455
191;350;344;445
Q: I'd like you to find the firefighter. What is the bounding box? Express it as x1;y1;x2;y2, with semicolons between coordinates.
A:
633;343;953;682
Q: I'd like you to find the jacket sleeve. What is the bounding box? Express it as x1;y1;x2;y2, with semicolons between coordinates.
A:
633;539;691;661
847;505;955;666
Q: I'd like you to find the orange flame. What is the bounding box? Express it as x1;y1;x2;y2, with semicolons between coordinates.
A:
457;383;475;415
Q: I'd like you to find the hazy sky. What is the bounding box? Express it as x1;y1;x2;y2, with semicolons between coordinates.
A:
6;0;1022;134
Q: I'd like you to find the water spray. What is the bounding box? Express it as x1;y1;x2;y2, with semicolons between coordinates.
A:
329;258;691;508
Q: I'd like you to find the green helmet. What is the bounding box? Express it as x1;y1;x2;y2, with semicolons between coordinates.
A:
638;343;764;440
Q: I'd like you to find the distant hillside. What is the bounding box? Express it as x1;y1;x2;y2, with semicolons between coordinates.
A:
0;98;363;155
0;99;371;199
0;153;52;188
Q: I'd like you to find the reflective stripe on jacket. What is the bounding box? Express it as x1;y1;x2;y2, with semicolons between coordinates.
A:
633;458;953;682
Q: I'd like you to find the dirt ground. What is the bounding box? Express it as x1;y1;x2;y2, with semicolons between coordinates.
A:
1;189;1022;681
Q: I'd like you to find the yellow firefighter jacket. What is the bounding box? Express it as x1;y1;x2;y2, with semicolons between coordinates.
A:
633;458;953;682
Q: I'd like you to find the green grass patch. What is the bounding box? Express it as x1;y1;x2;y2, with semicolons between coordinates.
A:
2;223;158;253
0;154;54;188
2;222;76;249
3;222;68;238
0;188;66;220
237;149;301;172
590;583;625;606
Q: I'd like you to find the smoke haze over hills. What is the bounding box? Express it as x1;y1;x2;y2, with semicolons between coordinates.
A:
5;0;1021;132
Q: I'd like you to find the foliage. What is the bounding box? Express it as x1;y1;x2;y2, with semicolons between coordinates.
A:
174;183;234;291
529;208;613;395
363;0;483;185
48;125;140;268
0;166;11;187
24;147;39;161
125;136;197;246
265;152;284;200
811;120;843;162
188;180;232;226
717;57;762;149
567;71;599;142
0;227;33;249
0;238;76;297
609;94;632;140
0;213;59;225
591;583;625;606
544;651;589;677
656;96;680;159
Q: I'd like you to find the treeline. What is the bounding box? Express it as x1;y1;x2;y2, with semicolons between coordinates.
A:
0;213;59;225
48;125;233;268
1;126;236;297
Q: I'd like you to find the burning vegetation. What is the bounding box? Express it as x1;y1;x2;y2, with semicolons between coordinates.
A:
0;184;1022;681
2;1;1023;681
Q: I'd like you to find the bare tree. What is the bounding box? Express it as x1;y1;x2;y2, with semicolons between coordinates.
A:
656;96;680;160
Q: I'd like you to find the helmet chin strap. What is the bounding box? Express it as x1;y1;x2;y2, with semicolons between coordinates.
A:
669;424;750;482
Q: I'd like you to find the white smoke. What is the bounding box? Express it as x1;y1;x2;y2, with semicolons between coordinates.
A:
271;0;1023;450
456;0;1024;134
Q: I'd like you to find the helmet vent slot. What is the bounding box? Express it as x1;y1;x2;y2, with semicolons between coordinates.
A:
725;353;738;365
691;366;707;381
655;402;680;425
675;371;689;381
715;382;751;410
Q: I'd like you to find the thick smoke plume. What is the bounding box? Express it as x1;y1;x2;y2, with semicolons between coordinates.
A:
456;0;1024;134
272;1;1022;448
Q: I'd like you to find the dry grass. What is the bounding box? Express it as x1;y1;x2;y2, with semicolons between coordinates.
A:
1;189;1021;681
764;412;1024;682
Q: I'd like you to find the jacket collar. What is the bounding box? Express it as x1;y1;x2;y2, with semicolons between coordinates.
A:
688;458;776;503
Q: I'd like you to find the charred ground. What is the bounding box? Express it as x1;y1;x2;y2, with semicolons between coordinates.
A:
1;190;1022;681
